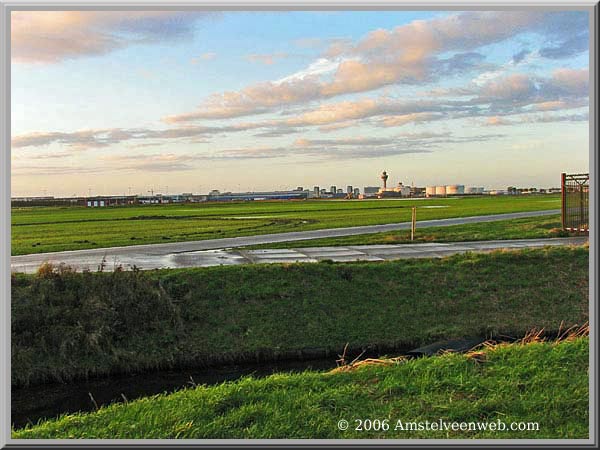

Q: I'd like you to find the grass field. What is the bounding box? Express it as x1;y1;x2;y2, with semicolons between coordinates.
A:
11;195;561;255
13;337;589;439
243;214;566;249
12;245;588;387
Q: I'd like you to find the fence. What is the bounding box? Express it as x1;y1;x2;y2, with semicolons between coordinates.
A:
561;173;589;232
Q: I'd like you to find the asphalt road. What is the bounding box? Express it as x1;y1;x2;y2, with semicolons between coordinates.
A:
11;209;562;273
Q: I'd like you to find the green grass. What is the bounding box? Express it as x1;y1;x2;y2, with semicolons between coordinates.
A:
243;214;567;249
11;195;560;255
12;337;589;439
12;246;588;387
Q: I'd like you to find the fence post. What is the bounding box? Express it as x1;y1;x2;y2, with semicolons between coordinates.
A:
411;207;416;241
580;186;585;233
561;172;566;230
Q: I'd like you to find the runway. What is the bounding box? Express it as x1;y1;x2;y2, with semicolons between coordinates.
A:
11;209;566;273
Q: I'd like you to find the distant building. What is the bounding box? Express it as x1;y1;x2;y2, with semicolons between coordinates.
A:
86;195;138;207
138;195;161;204
346;185;353;194
378;182;411;198
330;185;337;194
465;187;485;194
410;186;426;197
362;186;380;198
207;190;309;202
353;187;360;197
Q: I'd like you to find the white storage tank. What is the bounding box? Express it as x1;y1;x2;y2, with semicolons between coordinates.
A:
426;186;436;197
446;185;464;195
435;185;447;196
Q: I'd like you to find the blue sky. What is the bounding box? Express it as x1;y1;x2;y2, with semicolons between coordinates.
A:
11;10;589;196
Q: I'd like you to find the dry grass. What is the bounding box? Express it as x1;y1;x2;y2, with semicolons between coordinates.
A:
330;322;590;372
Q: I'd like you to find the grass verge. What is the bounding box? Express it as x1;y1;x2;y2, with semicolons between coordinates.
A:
13;337;589;439
12;195;560;255
242;214;567;249
11;246;588;387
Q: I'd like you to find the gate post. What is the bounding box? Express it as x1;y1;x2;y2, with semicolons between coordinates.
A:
561;172;566;230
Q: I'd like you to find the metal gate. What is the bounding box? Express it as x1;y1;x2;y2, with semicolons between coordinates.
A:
561;173;589;232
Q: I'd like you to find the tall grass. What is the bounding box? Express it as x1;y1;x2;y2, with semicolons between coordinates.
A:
12;246;588;387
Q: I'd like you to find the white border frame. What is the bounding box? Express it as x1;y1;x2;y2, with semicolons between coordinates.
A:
1;1;597;447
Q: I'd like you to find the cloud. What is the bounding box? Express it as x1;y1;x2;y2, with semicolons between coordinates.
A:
275;58;340;84
246;52;288;65
484;112;589;126
12;124;255;149
164;11;588;122
317;121;357;133
512;49;531;64
538;12;589;59
11;129;131;149
12;11;212;63
478;73;538;100
546;68;589;97
294;136;398;147
486;116;514;126
465;68;589;112
378;112;444;127
284;131;505;160
17;66;588;151
253;127;301;138
191;52;217;64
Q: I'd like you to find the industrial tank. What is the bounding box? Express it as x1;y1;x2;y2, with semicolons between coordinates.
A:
446;185;465;195
435;185;447;196
426;186;436;197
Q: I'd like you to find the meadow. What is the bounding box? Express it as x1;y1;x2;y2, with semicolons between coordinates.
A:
243;214;566;249
13;337;589;439
11;195;561;255
12;245;588;387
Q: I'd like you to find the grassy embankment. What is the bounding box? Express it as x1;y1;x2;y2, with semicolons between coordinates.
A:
11;195;560;255
13;337;589;439
243;214;567;249
12;246;588;387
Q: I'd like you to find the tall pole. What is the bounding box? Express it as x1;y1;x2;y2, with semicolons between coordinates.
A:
561;173;566;230
411;207;416;241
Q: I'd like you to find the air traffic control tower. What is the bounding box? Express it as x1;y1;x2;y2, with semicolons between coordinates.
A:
381;171;389;190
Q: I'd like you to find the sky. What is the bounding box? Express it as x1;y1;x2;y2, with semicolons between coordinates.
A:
10;10;590;197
